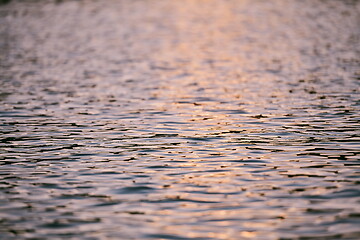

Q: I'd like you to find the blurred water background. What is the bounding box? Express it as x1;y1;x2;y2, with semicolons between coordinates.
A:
0;0;359;239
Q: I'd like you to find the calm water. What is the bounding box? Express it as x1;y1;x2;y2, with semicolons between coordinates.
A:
0;0;360;239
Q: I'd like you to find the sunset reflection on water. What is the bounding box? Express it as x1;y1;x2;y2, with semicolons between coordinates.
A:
0;0;359;239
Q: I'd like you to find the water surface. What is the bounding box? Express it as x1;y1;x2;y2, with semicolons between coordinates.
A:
0;0;360;239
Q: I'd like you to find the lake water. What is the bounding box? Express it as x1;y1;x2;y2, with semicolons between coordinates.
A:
0;0;359;239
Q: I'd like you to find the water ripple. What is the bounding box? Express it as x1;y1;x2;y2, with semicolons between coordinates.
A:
1;0;359;239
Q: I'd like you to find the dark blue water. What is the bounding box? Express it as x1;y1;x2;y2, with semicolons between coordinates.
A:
0;0;359;239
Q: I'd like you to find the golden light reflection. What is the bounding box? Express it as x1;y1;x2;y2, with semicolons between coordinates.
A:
146;0;299;128
240;231;258;238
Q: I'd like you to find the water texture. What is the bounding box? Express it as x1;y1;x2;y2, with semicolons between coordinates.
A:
0;0;359;239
